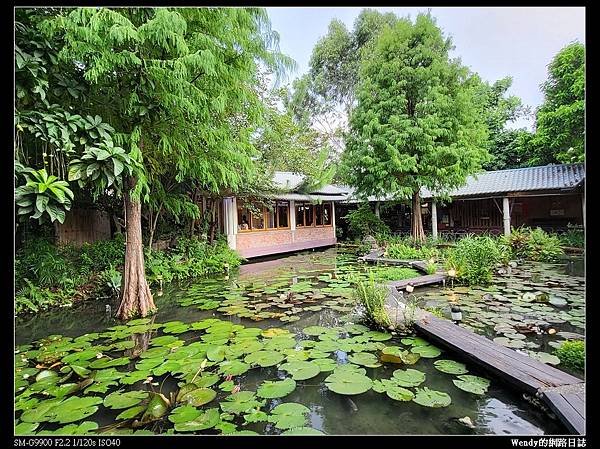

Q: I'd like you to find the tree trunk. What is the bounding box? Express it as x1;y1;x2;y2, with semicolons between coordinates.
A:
411;190;426;243
116;176;156;320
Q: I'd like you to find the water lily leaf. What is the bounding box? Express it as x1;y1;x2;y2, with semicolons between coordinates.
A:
392;368;426;387
348;352;381;368
281;427;325;435
20;398;63;423
218;360;251;376
89;357;130;369
344;324;369;335
242;410;268;423
49;396;103;424
263;336;296;351
385;384;414;401
413;387;452;408
363;331;392;341
401;337;429;346
313;340;339;353
14;421;39;435
44;421;98;435
333;364;366;376
104;390;148;409
173;408;220;432
527;351;561;365
150;336;180;347
268;402;310;430
206;345;226;362
312;358;337;372
325;371;372;395
46;382;79;398
410;345;441;358
280;361;321;380
116;405;146;420
179;388;217;407
168;405;201;424
256;378;297;399
261;328;291;338
372;379;386;393
220;391;265;415
244;350;284;367
452;375;490;395
194;373;220;388
434;360;468;375
302;326;329;336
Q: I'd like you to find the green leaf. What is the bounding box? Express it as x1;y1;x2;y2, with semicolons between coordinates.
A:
256;378;297;399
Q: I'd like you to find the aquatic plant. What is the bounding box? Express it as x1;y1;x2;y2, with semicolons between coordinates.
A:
385;242;439;261
554;340;584;372
343;203;390;240
353;275;392;329
497;227;564;262
445;235;501;285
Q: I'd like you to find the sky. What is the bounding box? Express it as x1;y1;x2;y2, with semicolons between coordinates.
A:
265;7;585;129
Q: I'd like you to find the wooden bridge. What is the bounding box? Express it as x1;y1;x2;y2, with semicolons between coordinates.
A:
361;250;585;434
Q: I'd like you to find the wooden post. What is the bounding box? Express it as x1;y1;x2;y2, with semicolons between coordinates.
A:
503;196;511;236
332;201;336;237
431;201;438;239
290;200;296;243
374;201;380;218
223;197;236;250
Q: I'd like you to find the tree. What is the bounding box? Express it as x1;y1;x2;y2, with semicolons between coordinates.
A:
473;76;531;171
342;13;488;242
45;7;292;319
528;42;585;165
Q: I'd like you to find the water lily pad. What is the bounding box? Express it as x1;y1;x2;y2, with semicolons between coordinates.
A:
220;391;264;415
173;408;220;432
218;360;251;376
14;421;40;435
302;326;330;336
348;352;381;368
392;368;426;387
178;387;217;406
324;370;372;395
168;405;201;424
410;345;441;358
312;358;338;372
413;387;452;408
256;378;297;399
452;375;491;395
49;396;103;424
527;351;561;365
104;390;148;409
385;384;415;401
434;360;468;375
141;393;170;420
268;402;310;430
116;405;146;420
280;361;321;380
363;331;392;341
244;350;284;367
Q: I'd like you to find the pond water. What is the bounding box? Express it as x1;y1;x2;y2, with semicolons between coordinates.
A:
15;248;570;436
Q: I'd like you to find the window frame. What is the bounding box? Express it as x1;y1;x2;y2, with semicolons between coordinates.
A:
237;200;291;233
294;201;334;228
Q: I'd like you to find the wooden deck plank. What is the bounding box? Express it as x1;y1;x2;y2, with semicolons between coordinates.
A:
541;390;585;434
388;274;447;289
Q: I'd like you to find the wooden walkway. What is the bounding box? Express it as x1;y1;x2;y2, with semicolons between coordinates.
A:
387;297;585;434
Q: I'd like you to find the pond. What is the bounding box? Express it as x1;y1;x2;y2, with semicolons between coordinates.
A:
15;248;570;436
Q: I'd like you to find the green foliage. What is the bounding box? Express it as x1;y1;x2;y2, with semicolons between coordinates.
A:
370;267;420;282
498;227;564;262
385;243;439;261
559;229;584;248
15;279;72;315
424;306;445;318
445;235;501;285
353;275;391;329
425;262;438;275
343;204;390;239
342;13;488;207
528;42;585;165
145;237;242;286
101;264;123;296
554;340;584;372
15;168;74;224
79;235;126;272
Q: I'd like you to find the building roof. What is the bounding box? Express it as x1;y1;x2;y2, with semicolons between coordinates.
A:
420;163;585;199
272;171;349;201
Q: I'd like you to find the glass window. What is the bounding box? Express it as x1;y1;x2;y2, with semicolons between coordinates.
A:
277;201;289;228
305;204;314;226
251;209;264;230
315;204;323;226
237;203;251;231
323;202;332;225
296;203;305;227
266;203;277;229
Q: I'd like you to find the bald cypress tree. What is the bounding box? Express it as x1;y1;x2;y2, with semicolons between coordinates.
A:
47;8;292;318
343;13;488;242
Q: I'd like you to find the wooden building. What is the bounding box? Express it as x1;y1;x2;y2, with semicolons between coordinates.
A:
222;172;347;258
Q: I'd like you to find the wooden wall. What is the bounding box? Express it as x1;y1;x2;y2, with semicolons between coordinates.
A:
56;208;111;246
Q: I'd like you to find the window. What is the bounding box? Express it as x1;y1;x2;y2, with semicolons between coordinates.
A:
237;200;290;231
277;201;289;228
305;204;313;226
315;204;323;226
296;203;305;227
323;203;332;225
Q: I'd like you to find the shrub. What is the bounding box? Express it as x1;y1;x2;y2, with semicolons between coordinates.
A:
15;279;72;315
425;262;438;275
79;234;126;272
353;275;392;329
370;266;419;281
343;204;390;240
559;229;584;248
446;235;501;285
554;340;584;372
385;242;439;260
498;227;564;262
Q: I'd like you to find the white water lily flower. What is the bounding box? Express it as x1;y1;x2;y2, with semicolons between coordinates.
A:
143;376;154;384
96;352;103;358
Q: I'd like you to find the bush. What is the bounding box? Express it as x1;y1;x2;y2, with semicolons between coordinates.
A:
385;242;439;260
498;227;564;262
446;235;501;285
554;340;584;372
353;275;392;329
558;229;584;248
15;279;72;315
370;266;419;281
343;204;390;240
79;234;126;272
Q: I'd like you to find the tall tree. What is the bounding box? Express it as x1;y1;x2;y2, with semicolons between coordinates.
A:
342;13;488;242
45;7;292;319
528;42;585;165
